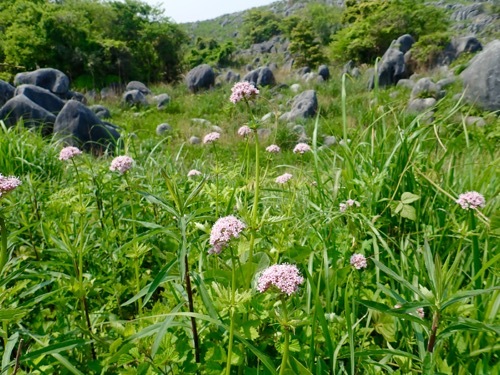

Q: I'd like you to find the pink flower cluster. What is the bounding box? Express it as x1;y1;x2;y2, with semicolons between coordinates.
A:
110;155;134;174
340;199;360;212
257;263;304;296
230;81;259;104
275;173;293;184
209;215;246;254
293;143;311;154
238;126;252;137
187;169;202;177
203;132;220;144
456;191;485;210
350;253;367;270
59;146;82;161
266;144;281;153
0;174;22;198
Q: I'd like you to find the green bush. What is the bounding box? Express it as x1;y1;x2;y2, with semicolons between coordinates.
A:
411;32;452;70
240;10;283;47
184;37;235;69
330;0;449;63
288;19;327;68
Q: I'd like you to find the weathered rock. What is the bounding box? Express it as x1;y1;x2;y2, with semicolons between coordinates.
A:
54;100;120;152
460;40;500;111
223;70;240;83
153;93;171;109
440;36;483;65
369;48;407;89
0;94;55;134
189;136;201;145
156;123;172;136
280;90;318;121
393;34;415;54
297;67;311;76
396;79;415;89
437;77;456;90
465;116;486;127
318;65;330;81
65;90;87;104
90;105;111;119
407;98;437;114
122;90;148;106
0;80;15;107
243;67;275;87
186;64;215;93
411;78;440;99
126;81;151;95
290;84;301;93
14;84;65;113
323;135;337;147
14;68;70;95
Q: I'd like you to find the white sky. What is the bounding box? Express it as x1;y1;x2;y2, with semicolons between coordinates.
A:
143;0;277;23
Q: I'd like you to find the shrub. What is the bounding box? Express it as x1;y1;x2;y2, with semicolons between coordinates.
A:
240;10;283;46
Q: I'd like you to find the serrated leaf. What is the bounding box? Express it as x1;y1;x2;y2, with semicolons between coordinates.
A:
401;192;420;204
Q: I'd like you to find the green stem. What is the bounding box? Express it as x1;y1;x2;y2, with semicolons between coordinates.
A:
469;211;482;312
248;130;260;266
0;216;8;274
279;301;290;375
225;247;237;375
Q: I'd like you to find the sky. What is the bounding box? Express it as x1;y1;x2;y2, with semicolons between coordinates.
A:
142;0;277;23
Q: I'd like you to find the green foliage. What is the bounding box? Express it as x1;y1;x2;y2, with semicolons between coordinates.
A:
411;31;452;70
303;2;343;45
330;0;450;63
0;0;187;85
288;19;327;68
184;37;235;69
241;10;283;47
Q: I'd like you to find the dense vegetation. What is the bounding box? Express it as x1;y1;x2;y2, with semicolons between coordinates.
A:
0;1;499;374
0;0;187;85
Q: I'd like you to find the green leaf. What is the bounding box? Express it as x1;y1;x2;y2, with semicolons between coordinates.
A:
358;300;427;325
0;308;27;322
151;302;184;357
22;339;87;362
441;287;500;310
400;204;416;221
1;332;19;373
401;192;420;204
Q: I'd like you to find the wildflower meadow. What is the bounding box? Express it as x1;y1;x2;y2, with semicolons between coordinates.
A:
0;74;498;375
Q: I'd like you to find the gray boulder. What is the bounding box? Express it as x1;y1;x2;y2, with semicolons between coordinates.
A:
0;80;15;107
156;123;172;136
440;36;483;65
461;40;500;111
153;93;171;109
396;79;415;89
90;105;111;119
0;94;56;134
411;78;440;99
126;81;151;95
369;48;407;89
280;90;318;121
186;64;215;93
318;65;330;81
393;34;415;54
189;136;201;145
14;68;70;95
14;84;65;114
465;116;486;127
54;100;120;152
243;67;275;87
122;90;148;106
222;70;240;83
407;98;437;114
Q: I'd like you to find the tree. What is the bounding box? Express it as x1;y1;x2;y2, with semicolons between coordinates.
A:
241;10;283;46
288;19;326;68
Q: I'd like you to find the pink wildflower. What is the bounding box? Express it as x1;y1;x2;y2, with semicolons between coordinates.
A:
187;169;202;177
416;307;425;319
110;155;134;174
209;215;245;254
456;191;485;210
350;253;367;270
266;144;281;153
0;174;22;198
293;143;311;154
59;146;82;161
340;199;360;212
238;126;252;137
230;81;259;104
257;263;304;296
275;173;293;184
203;132;220;144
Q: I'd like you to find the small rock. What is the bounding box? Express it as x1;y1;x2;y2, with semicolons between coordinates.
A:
156;123;172;135
465;116;486;127
407;98;437;113
189;136;201;144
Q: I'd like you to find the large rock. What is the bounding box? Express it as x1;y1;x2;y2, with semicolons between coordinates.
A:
126;81;151;95
122;90;148;106
153;93;171;109
14;84;65;113
440;36;483;65
369;48;407;89
410;78;440;99
54;100;120;152
318;65;330;81
280;90;317;121
243;67;275;87
394;34;415;54
0;95;55;134
460;40;500;111
14;68;70;95
186;64;215;93
0;80;15;107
